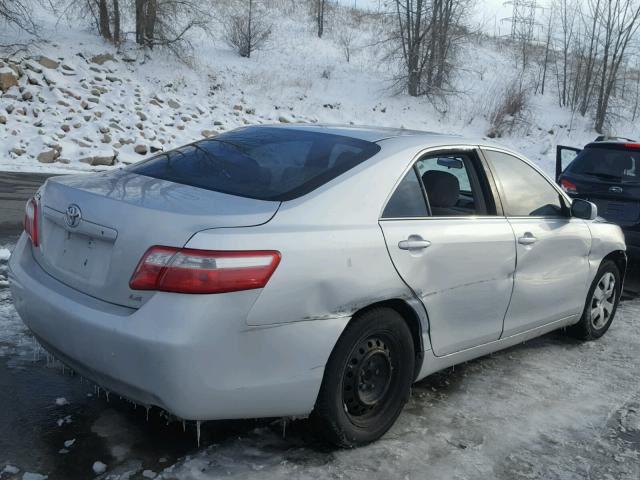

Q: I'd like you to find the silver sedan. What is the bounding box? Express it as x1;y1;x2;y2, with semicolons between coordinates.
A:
8;125;626;447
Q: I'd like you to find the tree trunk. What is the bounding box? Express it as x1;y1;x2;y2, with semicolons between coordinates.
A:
135;0;145;44
248;0;253;57
112;0;121;45
317;0;325;38
145;0;157;48
98;0;112;41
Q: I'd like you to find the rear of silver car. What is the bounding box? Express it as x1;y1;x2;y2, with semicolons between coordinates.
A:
8;172;338;419
8;126;393;420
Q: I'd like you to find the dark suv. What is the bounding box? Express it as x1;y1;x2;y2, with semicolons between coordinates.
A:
557;137;640;261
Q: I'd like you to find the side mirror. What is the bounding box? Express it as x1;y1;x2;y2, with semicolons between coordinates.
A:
571;199;597;220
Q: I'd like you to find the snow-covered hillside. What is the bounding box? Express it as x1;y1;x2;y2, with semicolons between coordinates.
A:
1;3;639;176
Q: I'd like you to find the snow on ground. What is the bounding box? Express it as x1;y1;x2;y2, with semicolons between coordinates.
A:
1;4;638;177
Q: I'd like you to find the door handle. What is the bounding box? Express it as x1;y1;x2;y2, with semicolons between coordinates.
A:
518;232;537;245
398;235;432;250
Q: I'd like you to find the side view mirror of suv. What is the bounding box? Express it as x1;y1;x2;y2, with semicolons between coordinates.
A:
571;199;597;220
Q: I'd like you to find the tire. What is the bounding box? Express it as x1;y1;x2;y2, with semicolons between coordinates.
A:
311;307;415;447
567;260;621;340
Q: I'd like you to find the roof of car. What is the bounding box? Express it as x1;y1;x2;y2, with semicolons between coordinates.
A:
260;123;455;142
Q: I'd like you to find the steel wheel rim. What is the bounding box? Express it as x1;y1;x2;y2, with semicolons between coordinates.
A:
342;336;394;419
590;272;616;330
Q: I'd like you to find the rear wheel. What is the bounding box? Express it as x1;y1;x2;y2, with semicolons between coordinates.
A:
312;307;414;447
567;261;621;340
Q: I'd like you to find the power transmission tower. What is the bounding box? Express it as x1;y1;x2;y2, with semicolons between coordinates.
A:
503;0;538;41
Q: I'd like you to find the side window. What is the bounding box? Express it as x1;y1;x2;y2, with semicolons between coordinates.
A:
382;169;428;218
415;153;485;216
485;150;564;217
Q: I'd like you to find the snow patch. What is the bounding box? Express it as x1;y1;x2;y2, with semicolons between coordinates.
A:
92;461;107;475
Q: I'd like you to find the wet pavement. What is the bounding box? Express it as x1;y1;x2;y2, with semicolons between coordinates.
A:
1;205;640;479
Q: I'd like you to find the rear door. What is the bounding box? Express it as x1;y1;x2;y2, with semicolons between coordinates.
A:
482;148;591;336
379;147;516;356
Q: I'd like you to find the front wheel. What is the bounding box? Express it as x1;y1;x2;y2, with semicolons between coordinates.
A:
311;307;415;447
567;260;621;340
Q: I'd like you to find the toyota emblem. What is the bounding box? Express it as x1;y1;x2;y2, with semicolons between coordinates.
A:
64;204;82;228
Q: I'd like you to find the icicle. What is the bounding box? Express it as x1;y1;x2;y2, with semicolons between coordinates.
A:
105;391;110;402
196;421;201;448
282;418;287;439
182;420;186;432
146;407;150;421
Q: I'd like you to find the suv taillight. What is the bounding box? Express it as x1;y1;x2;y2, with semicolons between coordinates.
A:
24;197;39;247
129;247;281;294
560;178;577;194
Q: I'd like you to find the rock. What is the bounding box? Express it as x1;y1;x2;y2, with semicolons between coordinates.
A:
21;91;33;101
105;75;120;83
37;149;59;163
101;134;112;144
10;147;25;155
150;144;162;153
201;129;217;138
24;61;42;74
90;53;116;65
88;97;100;104
0;115;5;124
62;64;75;71
0;68;18;92
167;99;180;109
245;107;256;114
134;144;148;155
99;126;110;134
213;120;223;126
27;75;41;86
80;154;115;166
37;56;59;69
61;124;70;132
233;104;243;111
136;111;147;121
278;115;291;123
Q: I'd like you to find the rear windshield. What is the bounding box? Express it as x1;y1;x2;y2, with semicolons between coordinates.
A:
129;127;381;201
567;145;640;183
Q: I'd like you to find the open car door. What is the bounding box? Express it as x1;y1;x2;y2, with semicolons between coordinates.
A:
556;145;582;182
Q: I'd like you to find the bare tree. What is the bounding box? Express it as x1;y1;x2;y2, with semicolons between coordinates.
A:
392;0;473;97
0;0;37;35
337;27;356;62
316;0;326;38
578;0;602;116
594;0;640;132
224;0;271;58
134;0;210;55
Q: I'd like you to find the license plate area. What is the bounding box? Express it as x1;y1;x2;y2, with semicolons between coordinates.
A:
40;208;117;286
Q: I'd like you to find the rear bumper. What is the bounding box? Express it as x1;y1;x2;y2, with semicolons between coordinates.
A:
8;234;347;420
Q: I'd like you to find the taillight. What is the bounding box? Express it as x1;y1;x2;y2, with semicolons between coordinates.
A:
560;178;577;194
129;246;281;294
24;197;39;247
624;143;640;149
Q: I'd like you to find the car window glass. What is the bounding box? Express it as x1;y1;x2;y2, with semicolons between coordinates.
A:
382;169;428;218
129;127;381;201
486;150;564;217
567;147;640;182
415;154;481;216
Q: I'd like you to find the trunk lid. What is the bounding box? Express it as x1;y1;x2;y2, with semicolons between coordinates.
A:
33;170;280;308
569;172;640;227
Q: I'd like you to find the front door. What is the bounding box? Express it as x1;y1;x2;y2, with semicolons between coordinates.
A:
379;149;516;356
482;149;592;336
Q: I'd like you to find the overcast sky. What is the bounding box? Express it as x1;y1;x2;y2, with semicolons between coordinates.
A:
340;0;552;36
